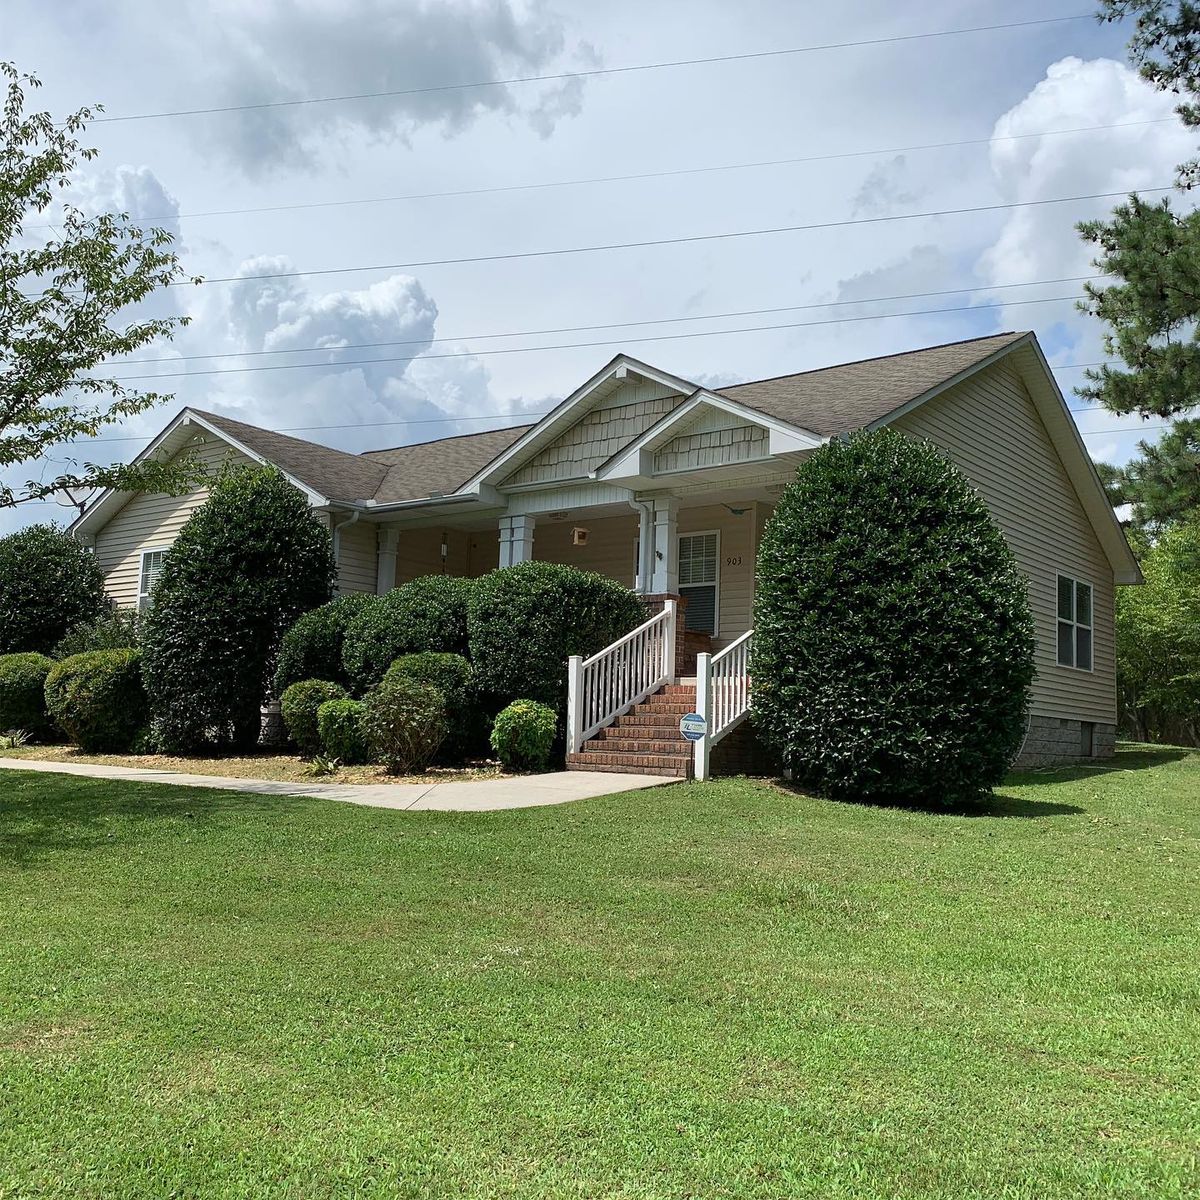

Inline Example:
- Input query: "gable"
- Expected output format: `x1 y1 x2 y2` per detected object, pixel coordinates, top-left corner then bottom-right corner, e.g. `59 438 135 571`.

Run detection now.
652 407 770 474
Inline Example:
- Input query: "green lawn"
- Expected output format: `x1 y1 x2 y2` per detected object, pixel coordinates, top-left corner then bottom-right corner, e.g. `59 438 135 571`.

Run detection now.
1 748 1197 1198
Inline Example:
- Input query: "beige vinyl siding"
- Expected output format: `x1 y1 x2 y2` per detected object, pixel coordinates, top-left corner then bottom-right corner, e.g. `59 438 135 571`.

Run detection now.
893 361 1117 724
679 504 759 648
535 515 638 586
93 441 254 608
392 528 472 589
335 521 377 595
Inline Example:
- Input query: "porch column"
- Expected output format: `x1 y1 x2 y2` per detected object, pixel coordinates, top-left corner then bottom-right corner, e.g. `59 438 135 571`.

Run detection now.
498 514 535 567
376 527 399 594
649 498 678 594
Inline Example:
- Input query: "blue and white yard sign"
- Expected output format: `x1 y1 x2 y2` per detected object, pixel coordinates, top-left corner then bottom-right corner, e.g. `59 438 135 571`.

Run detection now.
679 712 707 742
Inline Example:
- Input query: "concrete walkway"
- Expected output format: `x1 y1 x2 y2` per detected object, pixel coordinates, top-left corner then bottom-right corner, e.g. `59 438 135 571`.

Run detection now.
0 756 677 811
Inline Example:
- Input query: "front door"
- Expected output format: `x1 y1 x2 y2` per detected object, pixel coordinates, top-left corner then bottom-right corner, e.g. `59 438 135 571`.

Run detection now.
678 531 719 636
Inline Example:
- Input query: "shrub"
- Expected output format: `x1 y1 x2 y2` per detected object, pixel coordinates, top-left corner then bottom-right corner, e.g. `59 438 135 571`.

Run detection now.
751 429 1035 806
44 649 148 752
281 680 348 755
468 562 645 711
0 525 107 655
384 652 475 762
140 466 337 753
360 675 446 775
274 593 376 694
53 608 140 660
490 699 557 772
0 653 54 740
317 698 369 765
342 576 473 693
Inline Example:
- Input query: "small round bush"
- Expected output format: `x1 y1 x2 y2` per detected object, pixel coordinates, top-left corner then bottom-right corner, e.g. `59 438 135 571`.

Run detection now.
468 563 645 710
52 609 140 660
360 675 447 775
384 652 475 763
274 593 376 695
0 653 55 740
490 699 557 772
44 649 148 753
317 698 369 765
280 680 348 755
342 576 474 693
751 428 1036 806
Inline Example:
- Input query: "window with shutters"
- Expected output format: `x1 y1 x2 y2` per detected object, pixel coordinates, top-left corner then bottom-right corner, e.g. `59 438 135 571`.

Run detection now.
1056 574 1093 671
138 549 167 612
678 531 719 636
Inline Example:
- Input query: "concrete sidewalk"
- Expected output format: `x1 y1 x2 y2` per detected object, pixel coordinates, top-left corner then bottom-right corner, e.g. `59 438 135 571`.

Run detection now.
0 756 677 812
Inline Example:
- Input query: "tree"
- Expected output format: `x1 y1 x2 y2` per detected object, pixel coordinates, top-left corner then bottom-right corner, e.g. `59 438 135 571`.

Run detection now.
751 430 1036 806
140 466 336 753
1105 417 1200 532
1 62 202 510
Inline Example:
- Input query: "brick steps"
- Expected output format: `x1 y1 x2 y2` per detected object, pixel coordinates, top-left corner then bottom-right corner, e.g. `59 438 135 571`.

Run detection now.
567 682 698 778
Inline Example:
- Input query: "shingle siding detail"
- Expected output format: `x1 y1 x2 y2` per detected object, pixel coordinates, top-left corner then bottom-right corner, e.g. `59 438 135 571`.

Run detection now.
654 413 769 473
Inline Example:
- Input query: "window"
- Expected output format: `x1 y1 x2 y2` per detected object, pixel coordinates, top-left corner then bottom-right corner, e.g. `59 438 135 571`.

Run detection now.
678 531 719 635
138 549 166 612
1057 574 1093 671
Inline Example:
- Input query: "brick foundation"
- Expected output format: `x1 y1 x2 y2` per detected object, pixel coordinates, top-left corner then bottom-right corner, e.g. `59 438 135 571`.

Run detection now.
710 719 780 777
638 593 711 676
1013 715 1117 768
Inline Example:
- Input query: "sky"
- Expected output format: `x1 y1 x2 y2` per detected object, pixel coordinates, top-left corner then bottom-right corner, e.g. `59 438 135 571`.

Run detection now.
4 0 1197 532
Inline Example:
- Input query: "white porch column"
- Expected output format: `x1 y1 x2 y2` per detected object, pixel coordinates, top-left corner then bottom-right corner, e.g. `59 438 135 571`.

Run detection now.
498 514 535 567
376 527 399 594
649 498 679 594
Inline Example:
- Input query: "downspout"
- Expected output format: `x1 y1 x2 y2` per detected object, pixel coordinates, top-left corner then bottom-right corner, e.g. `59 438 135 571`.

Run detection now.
330 509 361 568
629 498 654 594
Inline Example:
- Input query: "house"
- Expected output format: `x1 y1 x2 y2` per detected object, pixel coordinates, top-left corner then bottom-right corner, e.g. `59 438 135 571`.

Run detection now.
70 331 1140 777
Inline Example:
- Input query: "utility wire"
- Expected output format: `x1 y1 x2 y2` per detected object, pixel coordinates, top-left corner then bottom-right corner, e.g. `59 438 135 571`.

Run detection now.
89 14 1093 125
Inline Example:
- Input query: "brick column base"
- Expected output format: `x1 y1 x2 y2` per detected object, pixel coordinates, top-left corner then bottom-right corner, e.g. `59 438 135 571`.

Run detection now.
638 593 711 677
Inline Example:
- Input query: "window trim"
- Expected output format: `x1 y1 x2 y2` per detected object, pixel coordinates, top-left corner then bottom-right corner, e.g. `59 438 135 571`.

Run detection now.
1056 573 1094 673
677 528 721 637
137 545 170 612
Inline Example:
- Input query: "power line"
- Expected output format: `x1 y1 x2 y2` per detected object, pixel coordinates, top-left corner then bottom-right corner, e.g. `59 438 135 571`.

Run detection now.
89 14 1093 125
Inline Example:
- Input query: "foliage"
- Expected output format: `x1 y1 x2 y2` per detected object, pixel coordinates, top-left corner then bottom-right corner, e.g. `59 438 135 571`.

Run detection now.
0 652 54 739
0 63 203 510
1100 417 1200 534
360 675 446 775
468 562 645 710
317 698 369 766
1116 513 1200 743
43 648 147 752
140 466 336 753
0 524 107 654
53 607 140 659
274 593 376 694
385 652 476 763
280 680 348 756
489 699 557 772
304 753 341 778
0 729 29 749
342 576 473 693
751 430 1036 806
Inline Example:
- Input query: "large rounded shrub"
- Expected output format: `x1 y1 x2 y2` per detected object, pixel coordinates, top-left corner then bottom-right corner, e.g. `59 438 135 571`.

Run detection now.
490 699 557 772
317 698 369 765
274 593 376 694
0 525 107 655
360 675 446 775
141 466 337 753
384 652 475 762
44 649 148 752
0 653 54 739
52 609 140 660
468 562 645 710
280 679 348 755
751 429 1035 805
342 575 473 693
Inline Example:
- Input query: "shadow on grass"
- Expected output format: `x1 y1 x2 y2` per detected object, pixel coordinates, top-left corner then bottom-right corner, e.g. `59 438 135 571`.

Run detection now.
772 779 1084 818
1009 744 1193 788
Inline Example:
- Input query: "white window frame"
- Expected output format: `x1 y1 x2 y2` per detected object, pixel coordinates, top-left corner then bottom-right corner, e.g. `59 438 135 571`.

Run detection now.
138 546 170 613
677 529 721 637
1056 573 1094 672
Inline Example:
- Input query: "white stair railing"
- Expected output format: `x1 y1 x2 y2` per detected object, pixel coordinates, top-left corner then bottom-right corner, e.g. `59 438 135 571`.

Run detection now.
567 600 677 754
694 629 753 781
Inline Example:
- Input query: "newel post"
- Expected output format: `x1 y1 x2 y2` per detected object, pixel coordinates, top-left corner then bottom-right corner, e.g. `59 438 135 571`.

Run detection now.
663 598 678 682
694 650 713 782
566 655 584 754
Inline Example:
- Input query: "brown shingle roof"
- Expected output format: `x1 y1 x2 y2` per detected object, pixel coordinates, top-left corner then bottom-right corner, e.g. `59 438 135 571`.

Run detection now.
716 332 1028 436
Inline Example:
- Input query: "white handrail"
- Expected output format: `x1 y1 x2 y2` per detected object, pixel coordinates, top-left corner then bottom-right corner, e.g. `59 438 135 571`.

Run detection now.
567 600 677 753
694 629 753 781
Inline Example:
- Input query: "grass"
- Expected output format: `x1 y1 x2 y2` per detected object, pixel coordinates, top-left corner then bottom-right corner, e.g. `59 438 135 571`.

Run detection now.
0 745 1197 1198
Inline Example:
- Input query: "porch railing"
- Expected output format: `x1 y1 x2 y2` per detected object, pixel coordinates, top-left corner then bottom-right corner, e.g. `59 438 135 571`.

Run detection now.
567 600 677 754
694 629 753 781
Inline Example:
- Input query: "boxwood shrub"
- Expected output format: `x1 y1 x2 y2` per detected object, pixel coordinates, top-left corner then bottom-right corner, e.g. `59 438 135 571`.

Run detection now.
317 698 369 765
0 653 55 740
490 699 556 772
360 675 446 775
384 652 476 763
468 563 645 711
53 609 140 660
342 576 474 693
274 593 376 694
44 649 148 753
281 680 349 755
751 428 1035 806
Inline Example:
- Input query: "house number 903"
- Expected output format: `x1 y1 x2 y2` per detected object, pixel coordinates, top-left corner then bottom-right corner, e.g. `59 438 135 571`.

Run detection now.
725 555 742 567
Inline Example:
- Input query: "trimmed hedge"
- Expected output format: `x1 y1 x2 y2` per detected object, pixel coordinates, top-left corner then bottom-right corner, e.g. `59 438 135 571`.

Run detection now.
490 699 556 772
274 593 376 694
361 675 446 775
751 428 1035 806
281 680 348 755
0 653 54 740
53 609 140 660
317 698 369 765
44 649 148 753
384 652 475 763
342 576 474 693
0 525 107 655
468 562 645 710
